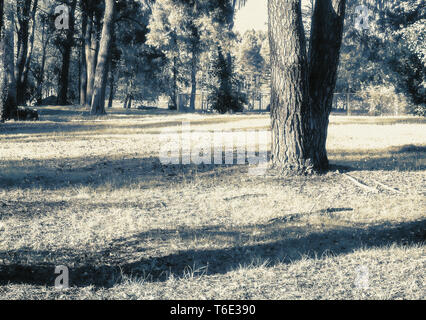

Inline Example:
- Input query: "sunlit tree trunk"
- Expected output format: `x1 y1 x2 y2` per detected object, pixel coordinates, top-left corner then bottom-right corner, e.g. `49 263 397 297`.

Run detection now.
90 0 115 114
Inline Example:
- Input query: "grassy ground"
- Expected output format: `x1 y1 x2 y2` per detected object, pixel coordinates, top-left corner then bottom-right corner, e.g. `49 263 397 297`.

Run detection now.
0 105 424 300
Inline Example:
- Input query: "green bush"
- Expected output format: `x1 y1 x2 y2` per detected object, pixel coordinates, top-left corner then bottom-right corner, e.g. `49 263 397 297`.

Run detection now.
208 87 246 114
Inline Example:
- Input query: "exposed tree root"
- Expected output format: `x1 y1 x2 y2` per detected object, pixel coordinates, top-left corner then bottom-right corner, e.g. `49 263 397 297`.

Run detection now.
343 173 379 193
370 178 404 194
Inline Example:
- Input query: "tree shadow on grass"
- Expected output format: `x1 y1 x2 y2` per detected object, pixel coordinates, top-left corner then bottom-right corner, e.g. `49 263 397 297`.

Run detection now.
0 217 424 288
0 143 424 191
0 155 256 191
329 144 426 172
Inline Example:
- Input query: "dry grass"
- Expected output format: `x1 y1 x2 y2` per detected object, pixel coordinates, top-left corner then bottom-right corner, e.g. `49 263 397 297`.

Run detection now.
0 106 424 300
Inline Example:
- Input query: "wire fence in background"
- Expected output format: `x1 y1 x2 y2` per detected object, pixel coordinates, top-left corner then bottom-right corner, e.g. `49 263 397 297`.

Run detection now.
167 91 405 116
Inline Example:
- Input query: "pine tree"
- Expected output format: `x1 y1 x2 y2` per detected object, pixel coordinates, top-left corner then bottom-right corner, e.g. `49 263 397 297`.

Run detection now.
269 0 347 172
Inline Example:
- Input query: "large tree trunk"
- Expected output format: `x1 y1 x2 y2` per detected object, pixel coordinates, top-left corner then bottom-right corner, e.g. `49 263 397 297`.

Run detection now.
268 0 346 173
1 0 17 120
57 0 77 105
307 0 346 170
268 0 311 172
90 0 115 115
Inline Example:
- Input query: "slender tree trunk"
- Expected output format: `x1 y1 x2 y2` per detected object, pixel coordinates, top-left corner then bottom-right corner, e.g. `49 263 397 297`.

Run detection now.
107 62 115 108
172 56 178 110
84 10 93 106
57 0 77 105
99 52 110 108
189 46 197 111
22 0 38 104
215 0 237 110
107 24 116 109
0 0 3 35
1 1 17 120
268 0 311 172
36 45 46 105
90 0 115 114
171 30 178 111
35 20 48 105
79 2 88 106
307 0 346 170
86 13 99 106
99 22 114 110
15 0 32 106
123 83 128 108
123 95 128 108
0 0 7 121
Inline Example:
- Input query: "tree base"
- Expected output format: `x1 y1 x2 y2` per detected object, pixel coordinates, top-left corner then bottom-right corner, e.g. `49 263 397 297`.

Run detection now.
269 157 329 176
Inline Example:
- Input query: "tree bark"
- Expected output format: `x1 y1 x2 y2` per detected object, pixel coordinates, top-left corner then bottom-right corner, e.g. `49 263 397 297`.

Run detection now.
57 0 77 105
1 1 17 120
21 0 38 105
189 46 197 111
0 0 3 35
0 0 6 121
169 57 178 110
307 0 346 170
123 95 128 109
171 31 178 110
79 1 88 105
268 0 311 172
35 18 48 105
15 0 32 106
85 13 99 106
268 0 346 173
107 61 115 108
90 0 115 115
107 24 116 109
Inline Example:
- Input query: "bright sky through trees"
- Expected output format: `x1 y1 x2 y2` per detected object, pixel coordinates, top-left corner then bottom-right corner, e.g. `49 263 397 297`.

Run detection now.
235 0 268 33
234 0 312 34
